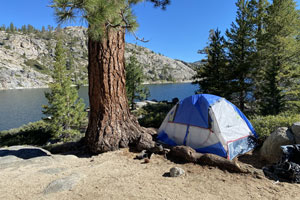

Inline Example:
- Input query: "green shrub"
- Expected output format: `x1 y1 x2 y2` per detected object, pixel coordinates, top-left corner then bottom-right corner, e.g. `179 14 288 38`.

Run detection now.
4 45 11 50
0 119 87 147
250 112 300 140
24 59 49 74
0 120 52 147
134 102 174 128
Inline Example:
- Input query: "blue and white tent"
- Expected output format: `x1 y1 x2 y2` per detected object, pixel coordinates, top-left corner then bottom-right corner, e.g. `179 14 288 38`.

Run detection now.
157 94 258 160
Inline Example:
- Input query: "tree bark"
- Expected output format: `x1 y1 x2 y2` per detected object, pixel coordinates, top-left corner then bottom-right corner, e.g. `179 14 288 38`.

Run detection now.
85 27 155 154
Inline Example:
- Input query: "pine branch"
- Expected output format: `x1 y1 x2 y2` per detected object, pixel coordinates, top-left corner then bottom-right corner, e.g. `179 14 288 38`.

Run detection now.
120 7 149 42
131 32 149 43
147 0 170 10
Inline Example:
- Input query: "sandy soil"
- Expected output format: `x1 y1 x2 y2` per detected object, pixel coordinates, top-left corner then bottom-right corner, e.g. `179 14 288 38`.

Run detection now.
0 148 299 200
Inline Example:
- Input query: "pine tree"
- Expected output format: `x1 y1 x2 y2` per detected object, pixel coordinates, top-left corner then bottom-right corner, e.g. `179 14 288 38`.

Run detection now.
251 0 269 112
21 25 27 33
9 22 15 33
51 0 170 153
41 26 46 33
259 0 300 115
0 24 5 31
43 40 86 140
45 25 54 40
126 55 149 110
27 24 35 34
225 0 257 111
193 29 231 99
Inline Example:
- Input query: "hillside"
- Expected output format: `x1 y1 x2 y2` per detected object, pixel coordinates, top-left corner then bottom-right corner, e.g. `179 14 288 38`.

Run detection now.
0 26 196 90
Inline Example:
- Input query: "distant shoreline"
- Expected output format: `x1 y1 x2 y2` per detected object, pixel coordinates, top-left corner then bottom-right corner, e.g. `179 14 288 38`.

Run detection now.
0 86 49 91
143 80 193 85
0 80 194 91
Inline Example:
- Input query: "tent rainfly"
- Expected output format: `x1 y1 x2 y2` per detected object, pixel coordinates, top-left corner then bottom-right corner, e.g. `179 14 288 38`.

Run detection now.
157 94 258 160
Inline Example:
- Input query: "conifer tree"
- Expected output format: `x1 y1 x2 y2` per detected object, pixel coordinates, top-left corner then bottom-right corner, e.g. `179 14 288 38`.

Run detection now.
259 0 300 115
21 25 27 33
226 0 257 111
9 22 15 33
0 24 5 31
251 0 269 112
43 40 86 140
126 55 149 110
51 0 170 153
41 26 46 33
193 29 231 99
27 24 35 34
46 25 54 39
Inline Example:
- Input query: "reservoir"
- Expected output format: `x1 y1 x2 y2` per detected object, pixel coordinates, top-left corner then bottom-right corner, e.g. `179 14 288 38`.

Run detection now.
0 82 198 131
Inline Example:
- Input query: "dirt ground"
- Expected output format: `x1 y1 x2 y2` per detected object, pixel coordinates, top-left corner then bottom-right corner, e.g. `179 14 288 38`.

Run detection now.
0 147 299 200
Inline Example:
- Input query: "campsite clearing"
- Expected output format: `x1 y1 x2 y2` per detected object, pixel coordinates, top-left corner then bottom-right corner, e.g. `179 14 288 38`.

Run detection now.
0 147 299 200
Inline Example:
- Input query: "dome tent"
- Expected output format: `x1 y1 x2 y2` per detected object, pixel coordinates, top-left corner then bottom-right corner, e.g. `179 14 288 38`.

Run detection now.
157 94 258 160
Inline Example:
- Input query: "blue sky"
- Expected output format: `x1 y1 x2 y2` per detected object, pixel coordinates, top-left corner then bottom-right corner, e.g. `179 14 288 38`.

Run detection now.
0 0 299 62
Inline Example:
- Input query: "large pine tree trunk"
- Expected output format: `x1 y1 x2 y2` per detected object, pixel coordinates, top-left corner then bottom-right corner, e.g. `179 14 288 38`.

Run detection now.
85 28 155 154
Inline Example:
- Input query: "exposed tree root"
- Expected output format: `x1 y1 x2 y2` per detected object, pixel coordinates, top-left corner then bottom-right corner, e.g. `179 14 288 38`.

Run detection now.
169 145 248 173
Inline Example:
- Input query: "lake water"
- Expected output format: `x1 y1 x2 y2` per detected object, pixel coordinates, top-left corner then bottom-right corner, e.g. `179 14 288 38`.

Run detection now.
0 83 198 131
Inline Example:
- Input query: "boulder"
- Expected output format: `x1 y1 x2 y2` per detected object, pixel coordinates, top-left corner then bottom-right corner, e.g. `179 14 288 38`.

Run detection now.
291 122 300 144
43 173 83 194
260 127 295 163
170 167 185 177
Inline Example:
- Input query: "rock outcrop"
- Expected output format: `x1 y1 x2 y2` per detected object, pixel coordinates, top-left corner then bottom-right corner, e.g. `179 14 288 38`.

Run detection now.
0 27 196 90
125 44 196 83
0 145 84 197
0 32 51 89
291 122 300 144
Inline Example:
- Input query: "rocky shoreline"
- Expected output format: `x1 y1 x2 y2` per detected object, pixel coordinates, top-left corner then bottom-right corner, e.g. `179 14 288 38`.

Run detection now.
0 80 194 91
143 80 193 85
0 85 49 91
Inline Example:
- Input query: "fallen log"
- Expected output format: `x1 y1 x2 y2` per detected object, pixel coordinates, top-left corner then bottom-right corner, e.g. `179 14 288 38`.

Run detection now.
169 145 202 163
169 145 247 173
198 153 246 173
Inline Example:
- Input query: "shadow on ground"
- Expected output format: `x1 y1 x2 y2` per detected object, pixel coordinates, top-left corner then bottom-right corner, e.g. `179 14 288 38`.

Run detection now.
237 148 268 169
0 148 49 159
46 139 92 158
